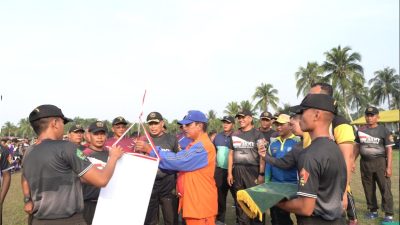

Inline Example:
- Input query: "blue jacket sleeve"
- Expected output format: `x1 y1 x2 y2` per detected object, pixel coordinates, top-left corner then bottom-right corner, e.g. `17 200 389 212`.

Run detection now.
149 142 208 172
265 146 272 183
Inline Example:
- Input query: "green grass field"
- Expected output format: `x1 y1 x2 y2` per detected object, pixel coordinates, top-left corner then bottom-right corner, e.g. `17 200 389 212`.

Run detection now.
2 151 399 225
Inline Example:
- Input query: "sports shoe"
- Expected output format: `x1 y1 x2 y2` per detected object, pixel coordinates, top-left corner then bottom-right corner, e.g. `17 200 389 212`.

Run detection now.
382 215 393 222
365 211 378 219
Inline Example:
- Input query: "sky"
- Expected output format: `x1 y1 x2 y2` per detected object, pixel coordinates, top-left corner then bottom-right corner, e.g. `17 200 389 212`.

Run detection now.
0 0 399 127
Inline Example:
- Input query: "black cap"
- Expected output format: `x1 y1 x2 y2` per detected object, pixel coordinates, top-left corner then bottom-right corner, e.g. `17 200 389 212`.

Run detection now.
69 124 84 133
29 104 73 124
220 116 235 123
260 111 273 119
290 94 336 114
146 112 163 123
235 109 253 118
88 121 108 133
112 116 128 125
365 106 379 115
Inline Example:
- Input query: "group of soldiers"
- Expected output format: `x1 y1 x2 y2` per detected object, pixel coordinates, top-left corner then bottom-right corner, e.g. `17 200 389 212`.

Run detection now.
0 82 394 225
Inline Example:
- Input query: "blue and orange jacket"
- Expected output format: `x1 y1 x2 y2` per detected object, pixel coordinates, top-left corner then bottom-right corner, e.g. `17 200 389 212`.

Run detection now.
265 134 300 184
149 133 217 219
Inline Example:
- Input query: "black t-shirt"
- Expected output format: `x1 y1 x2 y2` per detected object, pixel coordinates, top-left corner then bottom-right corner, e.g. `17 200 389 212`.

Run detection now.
296 137 347 221
82 148 109 201
230 128 264 166
355 124 394 160
152 133 179 178
260 129 277 148
22 139 93 219
0 145 12 174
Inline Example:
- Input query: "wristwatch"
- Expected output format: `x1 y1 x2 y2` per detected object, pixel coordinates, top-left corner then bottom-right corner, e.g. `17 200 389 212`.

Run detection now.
23 196 32 204
258 172 265 176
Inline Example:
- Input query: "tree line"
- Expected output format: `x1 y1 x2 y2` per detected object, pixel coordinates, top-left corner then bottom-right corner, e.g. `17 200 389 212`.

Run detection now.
1 45 399 138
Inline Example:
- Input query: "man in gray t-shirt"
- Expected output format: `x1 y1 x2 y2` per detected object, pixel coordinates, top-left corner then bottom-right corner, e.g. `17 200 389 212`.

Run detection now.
22 104 124 225
354 106 395 222
227 109 265 225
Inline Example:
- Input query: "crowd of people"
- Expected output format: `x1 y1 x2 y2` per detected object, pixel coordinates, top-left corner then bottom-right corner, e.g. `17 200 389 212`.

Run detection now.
0 82 397 225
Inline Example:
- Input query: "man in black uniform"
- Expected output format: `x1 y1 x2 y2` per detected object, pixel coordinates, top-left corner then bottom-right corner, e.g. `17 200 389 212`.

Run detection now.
308 83 358 224
258 111 276 145
354 106 394 223
227 109 265 225
22 104 124 225
214 116 237 225
68 123 85 146
81 121 110 225
277 94 347 225
144 112 179 225
0 139 12 225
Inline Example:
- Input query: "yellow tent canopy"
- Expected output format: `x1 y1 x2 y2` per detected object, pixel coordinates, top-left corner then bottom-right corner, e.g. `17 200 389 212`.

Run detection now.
351 109 400 125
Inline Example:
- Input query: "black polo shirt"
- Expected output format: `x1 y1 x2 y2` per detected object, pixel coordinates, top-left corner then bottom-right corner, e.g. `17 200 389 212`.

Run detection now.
152 133 179 178
260 129 276 144
23 139 93 219
82 148 109 201
297 137 347 221
230 128 264 166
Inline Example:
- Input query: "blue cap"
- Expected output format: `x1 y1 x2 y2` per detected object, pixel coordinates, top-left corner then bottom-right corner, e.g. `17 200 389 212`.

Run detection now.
178 110 208 125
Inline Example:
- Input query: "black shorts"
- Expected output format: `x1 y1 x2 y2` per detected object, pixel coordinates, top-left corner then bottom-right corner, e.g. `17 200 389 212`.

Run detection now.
296 215 345 225
32 213 87 225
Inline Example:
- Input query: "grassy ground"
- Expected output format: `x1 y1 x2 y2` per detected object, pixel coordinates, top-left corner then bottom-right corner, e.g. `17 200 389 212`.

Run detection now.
2 151 399 225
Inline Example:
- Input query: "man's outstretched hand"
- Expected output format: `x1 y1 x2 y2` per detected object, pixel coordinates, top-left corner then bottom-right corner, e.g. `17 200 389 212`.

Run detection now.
135 140 152 154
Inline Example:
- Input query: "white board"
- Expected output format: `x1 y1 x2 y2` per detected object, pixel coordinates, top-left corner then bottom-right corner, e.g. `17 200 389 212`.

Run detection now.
92 153 159 225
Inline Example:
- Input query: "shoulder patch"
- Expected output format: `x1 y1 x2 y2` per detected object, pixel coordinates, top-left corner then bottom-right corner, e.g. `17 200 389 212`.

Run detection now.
76 148 88 160
389 135 394 143
299 168 309 186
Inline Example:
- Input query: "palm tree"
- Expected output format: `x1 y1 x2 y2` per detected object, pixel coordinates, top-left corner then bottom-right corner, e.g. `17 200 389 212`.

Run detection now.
391 88 400 109
276 103 292 115
224 101 240 116
252 83 279 112
322 45 364 121
295 62 325 97
347 75 369 118
1 121 17 137
207 110 217 120
18 118 34 138
369 67 400 109
240 100 257 115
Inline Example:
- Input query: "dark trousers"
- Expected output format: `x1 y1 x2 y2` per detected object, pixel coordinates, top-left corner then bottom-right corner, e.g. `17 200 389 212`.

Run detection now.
215 167 237 223
144 174 178 225
233 165 264 225
360 157 393 215
83 201 97 225
0 196 2 225
270 206 293 225
296 215 345 225
32 213 87 225
346 190 357 220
